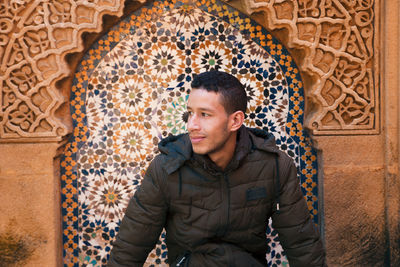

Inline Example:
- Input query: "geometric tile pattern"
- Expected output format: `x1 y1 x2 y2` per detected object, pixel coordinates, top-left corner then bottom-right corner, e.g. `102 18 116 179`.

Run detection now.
61 0 319 266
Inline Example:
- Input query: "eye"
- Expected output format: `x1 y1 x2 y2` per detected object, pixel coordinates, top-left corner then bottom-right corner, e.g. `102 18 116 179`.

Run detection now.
182 112 189 122
201 112 210 117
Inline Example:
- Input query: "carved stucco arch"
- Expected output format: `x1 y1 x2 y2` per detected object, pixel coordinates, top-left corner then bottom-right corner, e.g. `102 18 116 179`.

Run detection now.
0 0 378 142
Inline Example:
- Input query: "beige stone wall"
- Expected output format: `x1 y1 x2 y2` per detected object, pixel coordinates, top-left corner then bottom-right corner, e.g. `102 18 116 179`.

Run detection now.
0 143 62 266
0 0 398 266
315 135 387 265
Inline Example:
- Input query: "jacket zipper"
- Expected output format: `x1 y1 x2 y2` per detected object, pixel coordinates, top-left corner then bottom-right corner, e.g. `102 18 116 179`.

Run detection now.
219 173 230 237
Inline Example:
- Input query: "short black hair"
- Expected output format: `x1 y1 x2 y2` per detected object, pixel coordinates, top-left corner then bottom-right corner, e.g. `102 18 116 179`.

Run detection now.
191 71 247 114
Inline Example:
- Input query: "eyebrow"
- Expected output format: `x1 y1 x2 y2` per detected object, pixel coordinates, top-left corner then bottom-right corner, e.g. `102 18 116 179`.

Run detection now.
187 106 215 113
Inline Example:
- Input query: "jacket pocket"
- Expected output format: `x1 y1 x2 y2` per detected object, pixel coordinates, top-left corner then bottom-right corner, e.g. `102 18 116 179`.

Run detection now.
243 187 272 227
246 186 267 201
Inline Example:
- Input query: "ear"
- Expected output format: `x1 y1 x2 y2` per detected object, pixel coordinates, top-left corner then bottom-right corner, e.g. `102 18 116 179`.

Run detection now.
229 110 245 132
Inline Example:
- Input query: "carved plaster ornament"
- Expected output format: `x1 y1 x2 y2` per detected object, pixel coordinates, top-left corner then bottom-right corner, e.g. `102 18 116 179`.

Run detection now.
0 0 129 141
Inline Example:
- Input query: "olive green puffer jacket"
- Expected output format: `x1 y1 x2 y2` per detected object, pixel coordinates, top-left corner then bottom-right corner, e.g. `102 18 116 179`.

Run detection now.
108 127 325 267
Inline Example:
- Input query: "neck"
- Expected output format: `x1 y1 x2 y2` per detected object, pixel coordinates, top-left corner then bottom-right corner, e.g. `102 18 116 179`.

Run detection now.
209 131 237 170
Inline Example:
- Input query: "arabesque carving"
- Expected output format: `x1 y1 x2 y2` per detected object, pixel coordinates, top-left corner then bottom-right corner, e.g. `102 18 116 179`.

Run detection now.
0 0 131 141
0 0 379 139
230 0 379 134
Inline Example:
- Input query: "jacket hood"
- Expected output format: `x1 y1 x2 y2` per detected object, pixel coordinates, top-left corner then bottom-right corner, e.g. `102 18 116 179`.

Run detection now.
158 133 193 174
247 127 281 154
158 127 280 175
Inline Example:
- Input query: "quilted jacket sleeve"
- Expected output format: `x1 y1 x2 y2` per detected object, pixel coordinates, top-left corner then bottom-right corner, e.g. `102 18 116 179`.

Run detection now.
107 157 168 267
271 153 326 267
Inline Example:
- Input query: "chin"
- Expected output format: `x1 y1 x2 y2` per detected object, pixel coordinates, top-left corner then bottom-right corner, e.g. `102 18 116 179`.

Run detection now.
192 145 208 155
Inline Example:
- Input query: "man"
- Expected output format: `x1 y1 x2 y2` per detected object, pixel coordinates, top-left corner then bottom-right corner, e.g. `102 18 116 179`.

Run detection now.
108 71 325 266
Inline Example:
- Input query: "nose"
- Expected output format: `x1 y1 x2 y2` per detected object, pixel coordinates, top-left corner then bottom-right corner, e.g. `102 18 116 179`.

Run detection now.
187 113 200 132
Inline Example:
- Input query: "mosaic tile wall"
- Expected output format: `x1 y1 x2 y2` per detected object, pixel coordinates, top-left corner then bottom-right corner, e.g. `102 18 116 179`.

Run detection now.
61 0 319 266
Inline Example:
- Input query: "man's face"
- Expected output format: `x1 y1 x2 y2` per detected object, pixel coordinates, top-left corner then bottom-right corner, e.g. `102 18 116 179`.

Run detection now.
187 88 235 160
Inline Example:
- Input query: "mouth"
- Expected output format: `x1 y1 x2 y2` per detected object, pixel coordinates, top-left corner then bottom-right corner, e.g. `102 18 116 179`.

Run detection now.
189 136 205 144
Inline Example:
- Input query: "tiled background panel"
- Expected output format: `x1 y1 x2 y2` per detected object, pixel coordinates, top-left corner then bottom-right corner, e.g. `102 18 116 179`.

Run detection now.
61 0 319 266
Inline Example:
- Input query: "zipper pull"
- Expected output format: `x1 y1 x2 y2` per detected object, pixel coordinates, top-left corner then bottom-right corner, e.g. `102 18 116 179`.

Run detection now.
176 255 186 266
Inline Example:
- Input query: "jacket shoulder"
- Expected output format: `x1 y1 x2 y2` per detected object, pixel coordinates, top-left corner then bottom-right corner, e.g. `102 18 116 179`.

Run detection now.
145 154 170 185
276 150 295 166
250 144 297 186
